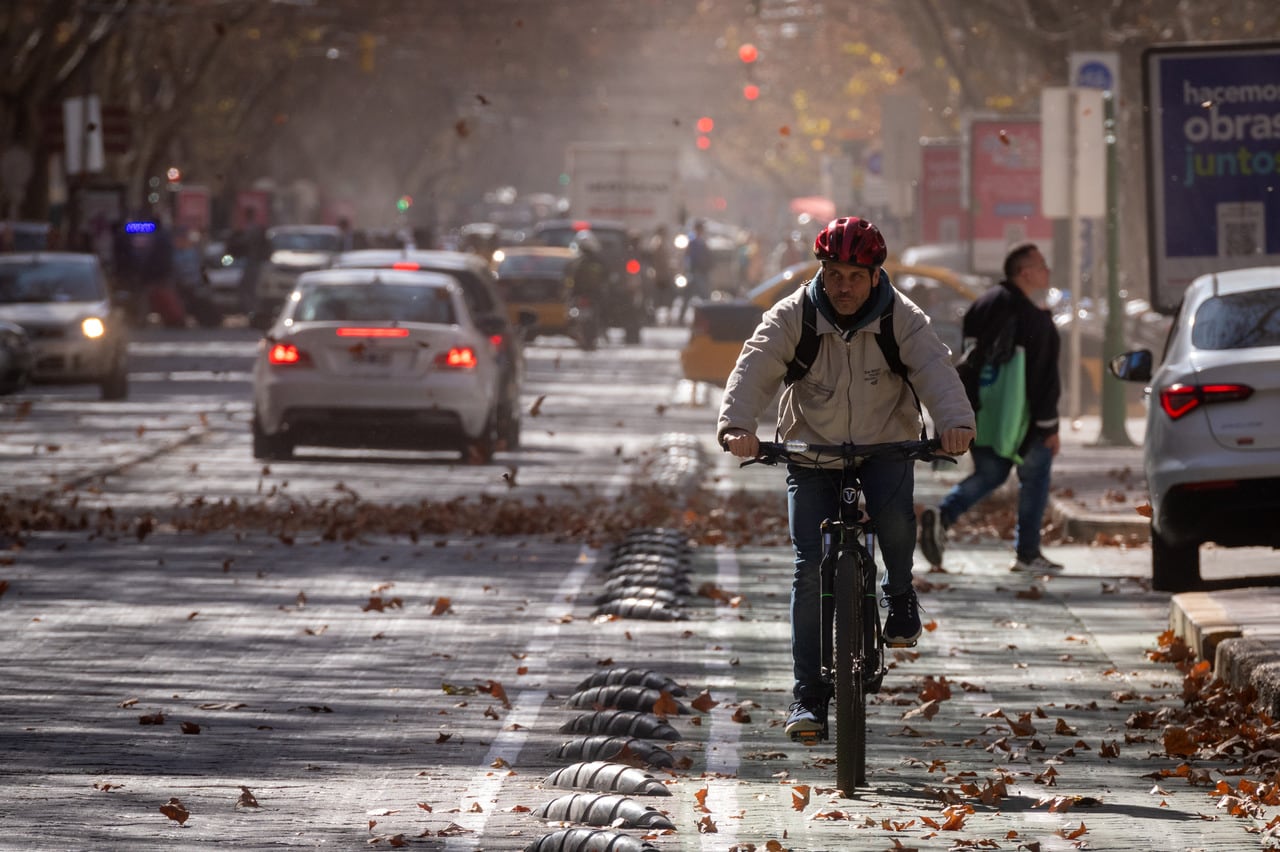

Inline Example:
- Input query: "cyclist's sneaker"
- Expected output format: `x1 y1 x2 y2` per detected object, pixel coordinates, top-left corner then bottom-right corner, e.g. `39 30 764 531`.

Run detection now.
784 686 828 740
1011 553 1065 573
919 508 947 567
883 588 922 646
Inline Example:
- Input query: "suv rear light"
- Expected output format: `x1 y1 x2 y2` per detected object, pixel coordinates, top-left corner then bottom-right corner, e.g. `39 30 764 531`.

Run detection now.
1159 382 1254 419
391 261 421 270
626 258 642 275
434 346 477 369
268 343 312 366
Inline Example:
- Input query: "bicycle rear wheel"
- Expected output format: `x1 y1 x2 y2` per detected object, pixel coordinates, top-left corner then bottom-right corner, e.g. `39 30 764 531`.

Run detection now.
832 550 867 793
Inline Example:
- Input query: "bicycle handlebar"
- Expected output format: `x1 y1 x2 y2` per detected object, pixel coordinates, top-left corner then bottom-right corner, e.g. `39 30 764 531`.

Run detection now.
741 437 958 468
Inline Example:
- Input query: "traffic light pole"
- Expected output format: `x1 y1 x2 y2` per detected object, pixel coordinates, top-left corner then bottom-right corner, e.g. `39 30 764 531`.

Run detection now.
1097 89 1133 446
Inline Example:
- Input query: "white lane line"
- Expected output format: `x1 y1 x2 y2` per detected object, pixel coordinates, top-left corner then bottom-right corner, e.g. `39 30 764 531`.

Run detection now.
443 546 596 848
701 544 743 850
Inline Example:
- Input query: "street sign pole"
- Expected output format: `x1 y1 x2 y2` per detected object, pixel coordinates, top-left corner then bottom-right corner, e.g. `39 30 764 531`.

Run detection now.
1098 89 1133 446
1066 89 1082 422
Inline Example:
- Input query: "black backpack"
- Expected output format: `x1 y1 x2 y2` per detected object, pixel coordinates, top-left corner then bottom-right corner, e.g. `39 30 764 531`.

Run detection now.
783 287 925 434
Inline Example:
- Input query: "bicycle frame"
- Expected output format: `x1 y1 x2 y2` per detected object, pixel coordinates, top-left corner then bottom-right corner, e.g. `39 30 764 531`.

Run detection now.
817 473 882 710
742 437 953 794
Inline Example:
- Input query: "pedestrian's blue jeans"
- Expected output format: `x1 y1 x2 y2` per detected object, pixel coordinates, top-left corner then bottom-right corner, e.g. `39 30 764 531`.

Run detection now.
786 458 916 695
937 438 1054 562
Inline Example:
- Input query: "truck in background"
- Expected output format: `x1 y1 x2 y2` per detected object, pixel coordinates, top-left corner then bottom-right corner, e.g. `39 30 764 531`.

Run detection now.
565 143 680 235
558 143 680 341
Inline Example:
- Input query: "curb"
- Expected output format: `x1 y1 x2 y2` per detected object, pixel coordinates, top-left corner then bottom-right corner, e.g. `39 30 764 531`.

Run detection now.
1048 498 1150 543
1167 591 1241 663
1169 590 1280 719
1214 637 1280 719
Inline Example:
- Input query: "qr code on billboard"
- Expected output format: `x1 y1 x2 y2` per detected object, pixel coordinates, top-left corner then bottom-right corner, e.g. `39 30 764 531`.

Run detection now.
1217 202 1264 257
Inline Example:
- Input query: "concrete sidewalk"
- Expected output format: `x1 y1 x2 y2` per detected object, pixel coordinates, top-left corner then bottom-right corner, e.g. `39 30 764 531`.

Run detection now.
1021 414 1280 716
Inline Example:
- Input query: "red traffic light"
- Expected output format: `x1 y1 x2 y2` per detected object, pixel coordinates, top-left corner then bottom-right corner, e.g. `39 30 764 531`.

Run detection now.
738 43 758 63
696 116 715 133
743 84 760 101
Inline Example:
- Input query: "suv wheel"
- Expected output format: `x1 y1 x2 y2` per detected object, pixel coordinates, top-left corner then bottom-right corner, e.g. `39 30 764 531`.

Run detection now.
252 415 294 461
1151 526 1200 592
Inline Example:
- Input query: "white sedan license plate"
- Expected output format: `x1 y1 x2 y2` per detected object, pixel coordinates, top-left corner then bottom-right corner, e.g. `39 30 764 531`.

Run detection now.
350 349 392 366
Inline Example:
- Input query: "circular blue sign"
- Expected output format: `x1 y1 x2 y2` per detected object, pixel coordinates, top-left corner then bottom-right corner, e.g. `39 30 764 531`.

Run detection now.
1076 60 1113 90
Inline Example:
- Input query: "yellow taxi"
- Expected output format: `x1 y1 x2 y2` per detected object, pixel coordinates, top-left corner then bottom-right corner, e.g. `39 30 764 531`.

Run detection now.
492 246 577 339
679 259 988 387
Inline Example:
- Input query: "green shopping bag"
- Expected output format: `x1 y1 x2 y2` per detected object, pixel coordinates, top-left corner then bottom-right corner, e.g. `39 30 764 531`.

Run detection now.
975 345 1030 463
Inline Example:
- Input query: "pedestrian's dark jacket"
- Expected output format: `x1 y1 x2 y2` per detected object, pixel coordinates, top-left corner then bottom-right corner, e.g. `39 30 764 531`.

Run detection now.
963 279 1060 451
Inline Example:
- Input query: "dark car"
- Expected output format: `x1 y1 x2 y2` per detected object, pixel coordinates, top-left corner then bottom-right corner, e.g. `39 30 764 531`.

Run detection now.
531 218 645 344
0 252 129 399
329 249 525 448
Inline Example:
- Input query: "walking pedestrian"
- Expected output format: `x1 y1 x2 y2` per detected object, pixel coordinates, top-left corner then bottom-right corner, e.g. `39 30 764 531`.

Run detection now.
919 242 1063 574
674 219 712 325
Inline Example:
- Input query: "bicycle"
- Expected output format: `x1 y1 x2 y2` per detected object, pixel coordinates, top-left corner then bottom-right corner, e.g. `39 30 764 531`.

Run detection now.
742 437 956 792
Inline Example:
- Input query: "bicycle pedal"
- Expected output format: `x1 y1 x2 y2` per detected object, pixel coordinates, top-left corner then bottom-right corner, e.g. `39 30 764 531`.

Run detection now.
790 729 822 746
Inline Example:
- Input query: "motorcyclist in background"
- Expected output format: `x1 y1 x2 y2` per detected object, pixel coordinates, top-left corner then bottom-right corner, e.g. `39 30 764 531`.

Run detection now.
570 229 608 349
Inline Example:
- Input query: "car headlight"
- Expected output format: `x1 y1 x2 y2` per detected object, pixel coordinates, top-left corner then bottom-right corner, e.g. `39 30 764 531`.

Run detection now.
81 317 106 339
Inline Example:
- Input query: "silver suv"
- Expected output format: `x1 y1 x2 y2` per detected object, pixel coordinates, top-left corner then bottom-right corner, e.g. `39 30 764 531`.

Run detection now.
1110 265 1280 591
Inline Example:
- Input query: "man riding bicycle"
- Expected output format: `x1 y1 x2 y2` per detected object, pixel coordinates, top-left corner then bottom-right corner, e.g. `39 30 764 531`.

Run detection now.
717 216 975 739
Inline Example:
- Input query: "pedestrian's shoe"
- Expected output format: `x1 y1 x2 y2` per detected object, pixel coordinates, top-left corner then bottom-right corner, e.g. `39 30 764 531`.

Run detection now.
920 508 947 567
785 685 828 742
1011 554 1065 573
883 588 922 646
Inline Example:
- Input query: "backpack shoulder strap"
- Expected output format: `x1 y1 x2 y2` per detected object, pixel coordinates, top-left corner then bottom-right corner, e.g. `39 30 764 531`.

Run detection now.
875 297 907 381
783 287 820 387
875 296 927 439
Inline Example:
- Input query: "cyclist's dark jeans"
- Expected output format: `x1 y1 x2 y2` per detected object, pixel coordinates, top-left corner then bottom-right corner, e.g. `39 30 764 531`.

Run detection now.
786 457 916 694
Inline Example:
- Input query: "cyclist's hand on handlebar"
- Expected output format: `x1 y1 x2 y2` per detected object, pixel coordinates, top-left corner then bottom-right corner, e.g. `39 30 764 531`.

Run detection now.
722 429 760 459
939 426 973 456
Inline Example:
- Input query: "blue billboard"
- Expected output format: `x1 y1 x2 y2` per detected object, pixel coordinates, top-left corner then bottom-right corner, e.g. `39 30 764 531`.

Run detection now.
1143 42 1280 312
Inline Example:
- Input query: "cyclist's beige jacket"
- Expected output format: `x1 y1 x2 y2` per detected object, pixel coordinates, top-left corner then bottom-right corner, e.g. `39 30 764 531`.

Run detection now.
716 282 975 456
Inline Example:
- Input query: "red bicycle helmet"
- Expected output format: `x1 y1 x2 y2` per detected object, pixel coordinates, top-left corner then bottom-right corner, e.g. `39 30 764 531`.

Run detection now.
812 216 887 268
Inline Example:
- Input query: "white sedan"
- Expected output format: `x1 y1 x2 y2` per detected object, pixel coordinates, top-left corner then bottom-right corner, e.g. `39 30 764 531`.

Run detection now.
251 268 503 463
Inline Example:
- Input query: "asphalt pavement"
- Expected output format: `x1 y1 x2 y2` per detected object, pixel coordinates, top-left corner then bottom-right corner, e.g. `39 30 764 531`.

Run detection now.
1007 413 1280 717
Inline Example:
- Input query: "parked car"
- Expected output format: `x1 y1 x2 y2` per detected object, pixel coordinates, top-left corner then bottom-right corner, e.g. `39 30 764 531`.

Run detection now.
531 218 645 343
251 268 506 463
0 318 32 395
1109 266 1280 592
330 249 523 448
679 259 984 387
0 252 128 399
253 225 344 329
492 245 576 340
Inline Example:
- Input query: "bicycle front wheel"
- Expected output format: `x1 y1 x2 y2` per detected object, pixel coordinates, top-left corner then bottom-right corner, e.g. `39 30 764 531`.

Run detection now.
832 549 867 793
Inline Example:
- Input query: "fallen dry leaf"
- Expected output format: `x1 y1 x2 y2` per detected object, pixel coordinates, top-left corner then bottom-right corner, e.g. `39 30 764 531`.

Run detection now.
160 797 189 824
